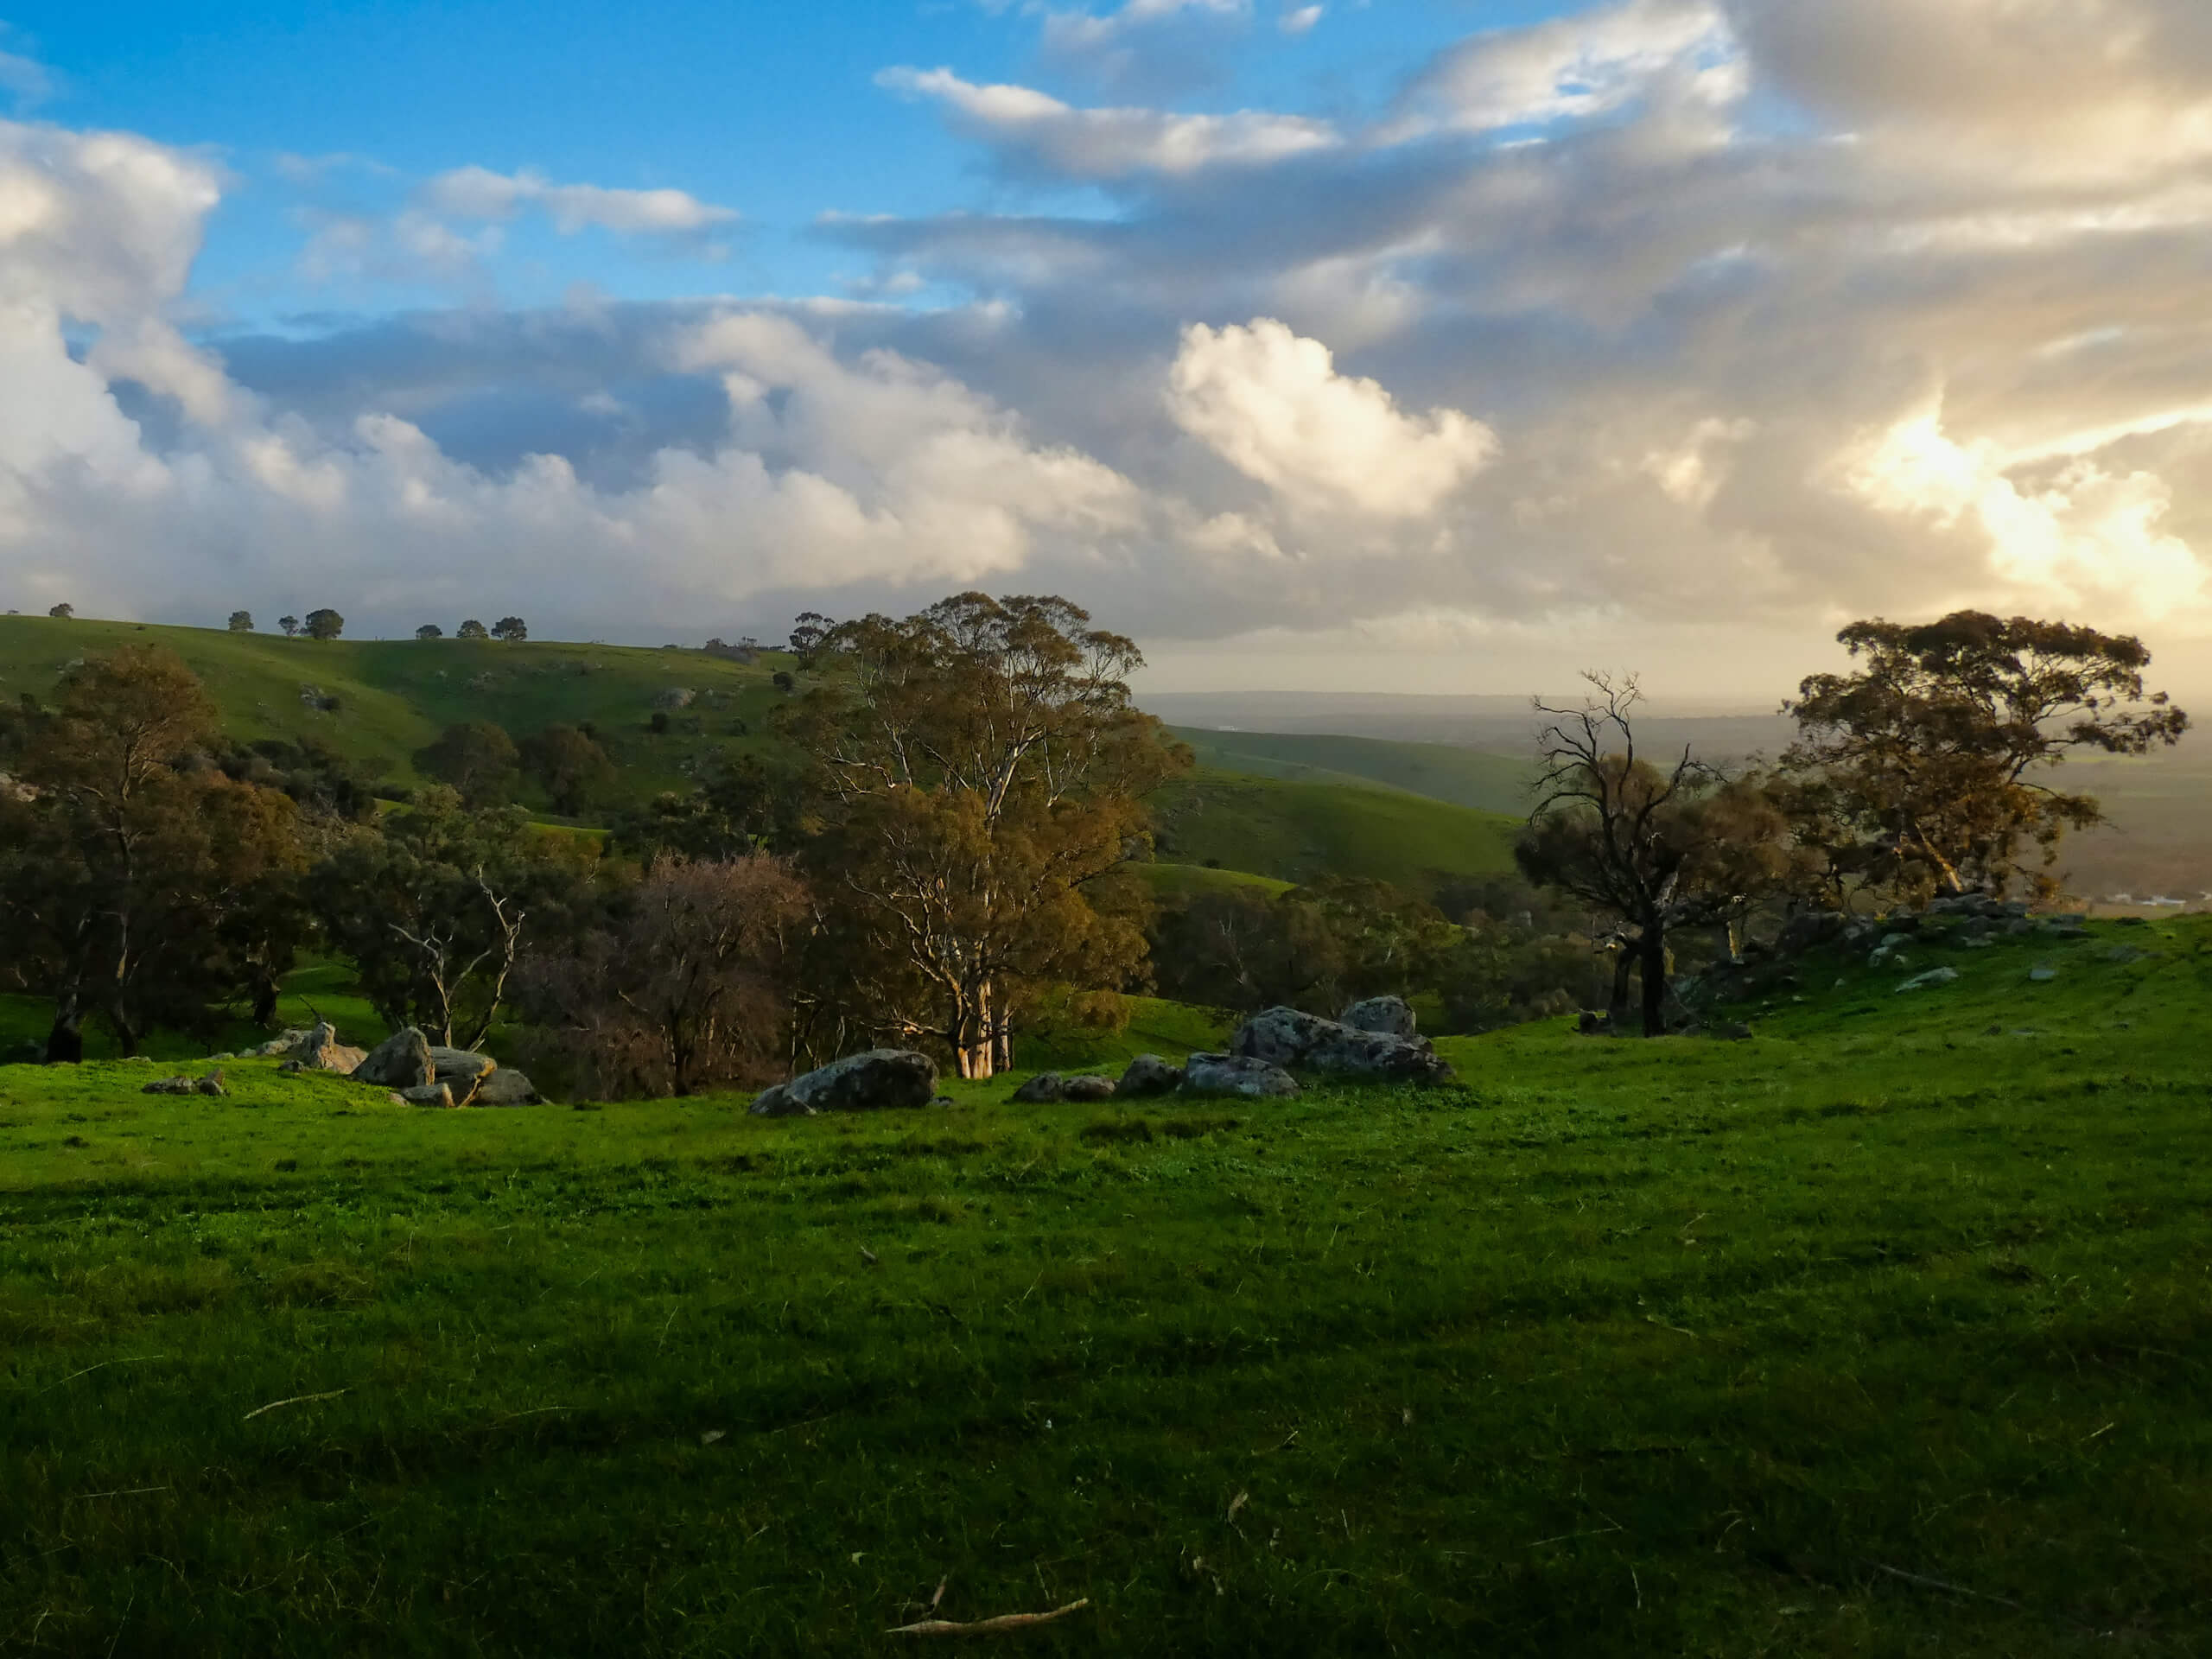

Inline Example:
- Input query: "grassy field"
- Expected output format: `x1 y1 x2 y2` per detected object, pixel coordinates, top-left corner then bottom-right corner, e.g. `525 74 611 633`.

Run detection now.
1169 728 1537 818
3 918 2209 1653
1149 772 1520 892
0 614 790 808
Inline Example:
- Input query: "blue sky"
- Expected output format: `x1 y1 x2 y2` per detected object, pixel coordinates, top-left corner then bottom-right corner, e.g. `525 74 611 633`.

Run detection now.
10 1 1569 320
3 0 2210 693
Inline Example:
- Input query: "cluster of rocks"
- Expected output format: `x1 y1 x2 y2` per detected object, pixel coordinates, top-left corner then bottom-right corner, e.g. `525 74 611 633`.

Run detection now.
745 995 1454 1117
143 1068 228 1096
195 1021 539 1107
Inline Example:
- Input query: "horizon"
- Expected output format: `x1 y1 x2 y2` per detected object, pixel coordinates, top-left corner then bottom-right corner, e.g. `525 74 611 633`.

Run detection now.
5 2 2212 697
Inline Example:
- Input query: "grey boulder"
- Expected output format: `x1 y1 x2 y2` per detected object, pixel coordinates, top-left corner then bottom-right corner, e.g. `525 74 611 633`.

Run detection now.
1896 966 1961 993
352 1027 435 1089
1010 1072 1067 1103
262 1021 367 1073
1230 1005 1454 1084
1339 995 1417 1038
750 1048 938 1117
1009 1071 1116 1103
398 1082 454 1108
472 1068 540 1106
1180 1052 1299 1098
1062 1074 1116 1102
429 1046 496 1104
142 1075 194 1096
1116 1053 1182 1097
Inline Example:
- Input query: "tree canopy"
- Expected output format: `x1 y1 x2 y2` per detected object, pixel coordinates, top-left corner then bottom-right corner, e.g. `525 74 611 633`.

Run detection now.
1783 611 2187 899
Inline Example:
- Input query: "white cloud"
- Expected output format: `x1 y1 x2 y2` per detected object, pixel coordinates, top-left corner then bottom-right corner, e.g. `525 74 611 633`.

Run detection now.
877 67 1338 178
1278 6 1322 37
1037 0 1254 95
420 165 738 236
1396 0 1738 135
1166 319 1497 517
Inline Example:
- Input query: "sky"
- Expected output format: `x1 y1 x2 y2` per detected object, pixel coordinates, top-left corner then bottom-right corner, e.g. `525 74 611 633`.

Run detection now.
3 0 2212 700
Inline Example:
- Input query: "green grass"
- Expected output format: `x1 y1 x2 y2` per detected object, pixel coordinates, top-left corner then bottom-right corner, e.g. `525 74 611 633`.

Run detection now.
1149 771 1521 891
0 614 791 808
4 918 2210 1652
1129 862 1296 903
1170 728 1538 817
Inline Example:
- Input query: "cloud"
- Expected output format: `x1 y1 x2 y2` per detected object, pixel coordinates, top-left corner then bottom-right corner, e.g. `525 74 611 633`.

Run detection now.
1166 318 1497 516
1394 0 1739 137
1036 0 1255 97
13 0 2212 688
876 67 1338 179
1278 6 1321 38
419 165 739 237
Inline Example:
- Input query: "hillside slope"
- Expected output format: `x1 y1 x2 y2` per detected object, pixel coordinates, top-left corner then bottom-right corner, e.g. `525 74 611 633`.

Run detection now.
1170 727 1537 816
1149 770 1520 890
0 613 790 806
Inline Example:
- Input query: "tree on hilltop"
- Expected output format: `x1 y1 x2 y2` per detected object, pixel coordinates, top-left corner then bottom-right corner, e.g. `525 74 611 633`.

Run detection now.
48 603 73 620
1783 611 2188 901
416 624 443 641
457 619 489 640
227 611 254 632
278 615 301 637
304 608 345 641
493 616 528 642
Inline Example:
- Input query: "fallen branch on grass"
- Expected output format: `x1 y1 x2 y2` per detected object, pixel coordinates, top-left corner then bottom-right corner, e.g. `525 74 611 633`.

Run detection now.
243 1389 348 1421
887 1598 1090 1637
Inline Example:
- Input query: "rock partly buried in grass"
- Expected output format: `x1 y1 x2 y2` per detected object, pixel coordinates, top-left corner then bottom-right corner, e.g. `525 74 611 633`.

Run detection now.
1117 1053 1182 1097
428 1047 497 1105
397 1082 454 1108
194 1069 226 1096
143 1075 194 1096
259 1020 369 1073
1010 1072 1119 1103
750 1048 938 1117
1180 1052 1299 1098
1896 966 1961 993
352 1027 435 1089
472 1068 540 1106
1339 995 1417 1039
1230 1006 1453 1084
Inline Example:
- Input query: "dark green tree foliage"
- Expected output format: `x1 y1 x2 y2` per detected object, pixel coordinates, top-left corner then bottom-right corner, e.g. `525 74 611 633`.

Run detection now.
413 721 521 809
416 624 443 641
308 793 592 1048
278 615 300 637
0 646 306 1058
519 723 615 816
304 608 345 640
217 735 388 825
48 603 72 619
493 616 528 642
456 619 489 640
227 610 253 632
611 754 804 865
1783 611 2188 901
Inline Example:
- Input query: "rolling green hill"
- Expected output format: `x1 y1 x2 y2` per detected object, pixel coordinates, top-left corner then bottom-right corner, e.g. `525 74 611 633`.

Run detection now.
1149 770 1520 891
0 613 791 808
3 917 2208 1650
1170 727 1538 817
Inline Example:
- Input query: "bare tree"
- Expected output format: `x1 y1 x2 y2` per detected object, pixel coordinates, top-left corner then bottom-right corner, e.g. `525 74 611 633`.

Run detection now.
388 874 526 1049
1516 674 1788 1037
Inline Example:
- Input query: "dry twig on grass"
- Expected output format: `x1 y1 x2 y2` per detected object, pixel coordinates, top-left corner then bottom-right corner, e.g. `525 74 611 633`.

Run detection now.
886 1598 1090 1637
243 1389 348 1421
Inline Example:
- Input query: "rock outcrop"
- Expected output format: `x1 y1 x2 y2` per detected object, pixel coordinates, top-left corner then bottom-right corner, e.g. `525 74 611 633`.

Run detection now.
1229 1006 1454 1084
1009 1071 1121 1103
352 1027 435 1090
1180 1052 1299 1098
1339 995 1417 1039
397 1082 454 1108
267 1021 367 1073
472 1068 540 1106
1116 1054 1182 1097
429 1046 497 1105
750 1049 938 1116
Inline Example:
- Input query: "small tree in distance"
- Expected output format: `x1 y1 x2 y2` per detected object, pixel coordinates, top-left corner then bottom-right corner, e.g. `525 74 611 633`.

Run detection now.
279 615 300 637
48 603 73 620
227 611 254 632
457 619 489 640
416 624 443 641
304 608 345 641
493 616 528 642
